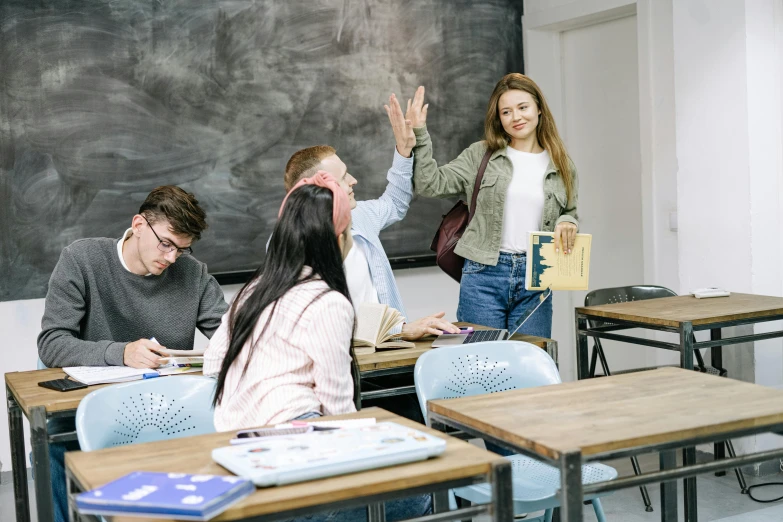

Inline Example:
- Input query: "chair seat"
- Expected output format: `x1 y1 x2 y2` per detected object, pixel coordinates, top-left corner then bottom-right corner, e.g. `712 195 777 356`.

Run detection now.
454 455 618 513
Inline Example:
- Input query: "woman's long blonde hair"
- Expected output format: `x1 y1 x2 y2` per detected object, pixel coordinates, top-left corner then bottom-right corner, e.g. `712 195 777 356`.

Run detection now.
484 73 574 203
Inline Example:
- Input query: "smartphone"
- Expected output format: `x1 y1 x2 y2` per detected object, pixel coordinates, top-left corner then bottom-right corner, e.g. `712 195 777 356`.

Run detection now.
38 379 88 392
231 425 313 444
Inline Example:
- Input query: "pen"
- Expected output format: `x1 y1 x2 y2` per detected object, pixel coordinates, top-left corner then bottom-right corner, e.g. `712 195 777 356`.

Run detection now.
142 373 160 380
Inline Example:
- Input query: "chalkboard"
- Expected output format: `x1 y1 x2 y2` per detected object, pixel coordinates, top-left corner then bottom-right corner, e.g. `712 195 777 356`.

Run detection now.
0 0 523 302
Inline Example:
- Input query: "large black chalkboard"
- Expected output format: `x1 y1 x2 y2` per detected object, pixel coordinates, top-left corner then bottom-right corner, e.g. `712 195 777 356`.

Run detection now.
0 0 523 302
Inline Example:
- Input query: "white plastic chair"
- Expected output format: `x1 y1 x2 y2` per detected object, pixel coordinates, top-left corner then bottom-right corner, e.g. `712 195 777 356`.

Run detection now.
75 375 217 451
414 341 617 522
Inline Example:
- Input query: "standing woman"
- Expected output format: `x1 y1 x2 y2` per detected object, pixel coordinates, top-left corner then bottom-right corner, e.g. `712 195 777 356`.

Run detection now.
408 74 578 337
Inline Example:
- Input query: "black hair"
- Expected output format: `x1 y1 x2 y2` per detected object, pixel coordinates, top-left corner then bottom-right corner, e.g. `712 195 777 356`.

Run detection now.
212 184 359 408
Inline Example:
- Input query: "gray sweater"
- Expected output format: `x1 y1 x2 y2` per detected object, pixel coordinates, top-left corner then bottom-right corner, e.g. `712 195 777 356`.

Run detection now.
38 237 229 367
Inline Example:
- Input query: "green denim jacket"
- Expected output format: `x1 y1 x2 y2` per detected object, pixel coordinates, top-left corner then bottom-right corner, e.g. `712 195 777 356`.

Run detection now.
413 125 579 266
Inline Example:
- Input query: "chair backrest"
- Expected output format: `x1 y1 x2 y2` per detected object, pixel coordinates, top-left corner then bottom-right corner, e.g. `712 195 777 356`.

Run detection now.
413 341 560 425
75 375 217 451
584 285 677 307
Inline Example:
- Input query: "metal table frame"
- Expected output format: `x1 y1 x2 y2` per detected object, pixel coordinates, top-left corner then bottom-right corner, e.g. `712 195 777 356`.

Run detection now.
7 383 80 522
64 453 514 522
429 410 783 522
575 310 783 520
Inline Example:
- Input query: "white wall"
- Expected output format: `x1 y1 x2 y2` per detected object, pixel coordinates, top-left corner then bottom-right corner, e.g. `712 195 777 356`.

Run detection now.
525 0 783 460
0 268 458 473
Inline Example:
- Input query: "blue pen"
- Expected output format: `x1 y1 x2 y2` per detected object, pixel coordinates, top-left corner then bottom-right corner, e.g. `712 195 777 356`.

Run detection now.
142 373 160 380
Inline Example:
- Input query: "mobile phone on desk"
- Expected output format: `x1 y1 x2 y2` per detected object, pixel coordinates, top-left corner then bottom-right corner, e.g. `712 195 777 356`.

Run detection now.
231 425 313 444
38 378 88 392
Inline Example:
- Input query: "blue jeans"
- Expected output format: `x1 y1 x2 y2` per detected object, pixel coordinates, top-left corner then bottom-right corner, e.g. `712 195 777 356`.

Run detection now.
48 418 80 522
458 253 553 456
457 253 553 338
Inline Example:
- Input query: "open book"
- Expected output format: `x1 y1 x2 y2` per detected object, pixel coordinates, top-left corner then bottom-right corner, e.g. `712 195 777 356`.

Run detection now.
352 303 415 355
525 232 592 291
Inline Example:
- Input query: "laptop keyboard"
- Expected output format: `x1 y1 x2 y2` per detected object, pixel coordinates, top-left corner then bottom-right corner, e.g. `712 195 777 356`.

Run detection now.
463 330 506 344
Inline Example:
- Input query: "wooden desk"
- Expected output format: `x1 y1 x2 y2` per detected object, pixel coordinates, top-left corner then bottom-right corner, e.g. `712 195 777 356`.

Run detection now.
427 367 783 522
64 408 513 522
5 369 208 522
575 292 783 378
575 292 783 482
6 326 554 522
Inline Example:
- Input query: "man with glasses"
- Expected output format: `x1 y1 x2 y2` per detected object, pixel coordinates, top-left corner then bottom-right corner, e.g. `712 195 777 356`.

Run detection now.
38 185 228 522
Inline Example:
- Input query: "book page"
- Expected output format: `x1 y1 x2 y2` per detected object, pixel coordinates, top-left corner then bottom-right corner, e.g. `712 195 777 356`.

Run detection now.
525 232 592 291
164 348 205 356
378 308 404 341
354 303 387 345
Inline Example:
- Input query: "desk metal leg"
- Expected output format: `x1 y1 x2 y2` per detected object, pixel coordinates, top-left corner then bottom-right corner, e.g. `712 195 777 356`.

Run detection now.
679 325 697 522
546 340 559 369
558 451 583 522
576 315 589 380
683 447 698 522
710 328 726 474
432 490 450 513
7 387 31 522
367 503 386 522
30 406 55 522
491 460 514 522
660 450 678 522
680 323 694 371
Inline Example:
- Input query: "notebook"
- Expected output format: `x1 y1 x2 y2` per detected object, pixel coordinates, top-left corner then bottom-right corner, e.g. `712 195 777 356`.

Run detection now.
75 471 254 521
64 363 201 385
212 421 446 487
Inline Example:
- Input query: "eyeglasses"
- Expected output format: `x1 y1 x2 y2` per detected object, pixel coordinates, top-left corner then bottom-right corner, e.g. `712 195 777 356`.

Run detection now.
143 217 193 256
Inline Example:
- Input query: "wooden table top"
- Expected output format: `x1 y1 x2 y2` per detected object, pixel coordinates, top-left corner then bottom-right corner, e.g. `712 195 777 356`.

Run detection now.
65 408 506 522
429 367 783 460
357 322 553 372
575 292 783 327
5 324 553 416
5 368 131 417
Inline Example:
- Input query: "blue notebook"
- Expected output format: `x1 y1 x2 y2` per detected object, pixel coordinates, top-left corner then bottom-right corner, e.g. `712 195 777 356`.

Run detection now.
75 471 255 521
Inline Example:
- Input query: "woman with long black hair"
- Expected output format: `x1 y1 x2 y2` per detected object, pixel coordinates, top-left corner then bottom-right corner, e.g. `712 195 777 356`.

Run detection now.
205 171 357 429
204 172 431 522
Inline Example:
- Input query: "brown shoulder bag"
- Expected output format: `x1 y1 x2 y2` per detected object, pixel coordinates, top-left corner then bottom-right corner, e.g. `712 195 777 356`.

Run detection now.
430 150 493 282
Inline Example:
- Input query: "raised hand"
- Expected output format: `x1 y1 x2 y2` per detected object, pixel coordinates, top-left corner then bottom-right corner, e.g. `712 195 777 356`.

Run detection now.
384 93 415 158
407 86 428 129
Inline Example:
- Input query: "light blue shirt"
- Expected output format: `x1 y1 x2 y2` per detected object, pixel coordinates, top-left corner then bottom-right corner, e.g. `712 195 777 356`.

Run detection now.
351 150 414 327
267 150 414 330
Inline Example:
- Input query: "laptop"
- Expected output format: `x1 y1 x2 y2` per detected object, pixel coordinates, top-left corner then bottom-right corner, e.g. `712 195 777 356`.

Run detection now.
431 286 553 347
212 421 446 487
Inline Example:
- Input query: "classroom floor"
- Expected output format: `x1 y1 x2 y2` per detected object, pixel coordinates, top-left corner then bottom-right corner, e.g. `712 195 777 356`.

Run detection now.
2 454 783 521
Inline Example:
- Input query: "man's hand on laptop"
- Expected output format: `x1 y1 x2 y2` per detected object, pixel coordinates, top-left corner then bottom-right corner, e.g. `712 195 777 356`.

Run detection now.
400 312 460 341
124 339 170 369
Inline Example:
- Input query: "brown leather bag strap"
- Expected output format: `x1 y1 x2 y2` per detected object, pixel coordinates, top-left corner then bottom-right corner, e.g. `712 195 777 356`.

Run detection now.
468 149 493 222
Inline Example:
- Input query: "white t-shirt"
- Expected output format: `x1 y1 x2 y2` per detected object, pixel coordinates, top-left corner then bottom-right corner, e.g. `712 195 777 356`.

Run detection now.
343 237 379 314
117 228 151 276
499 148 551 253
